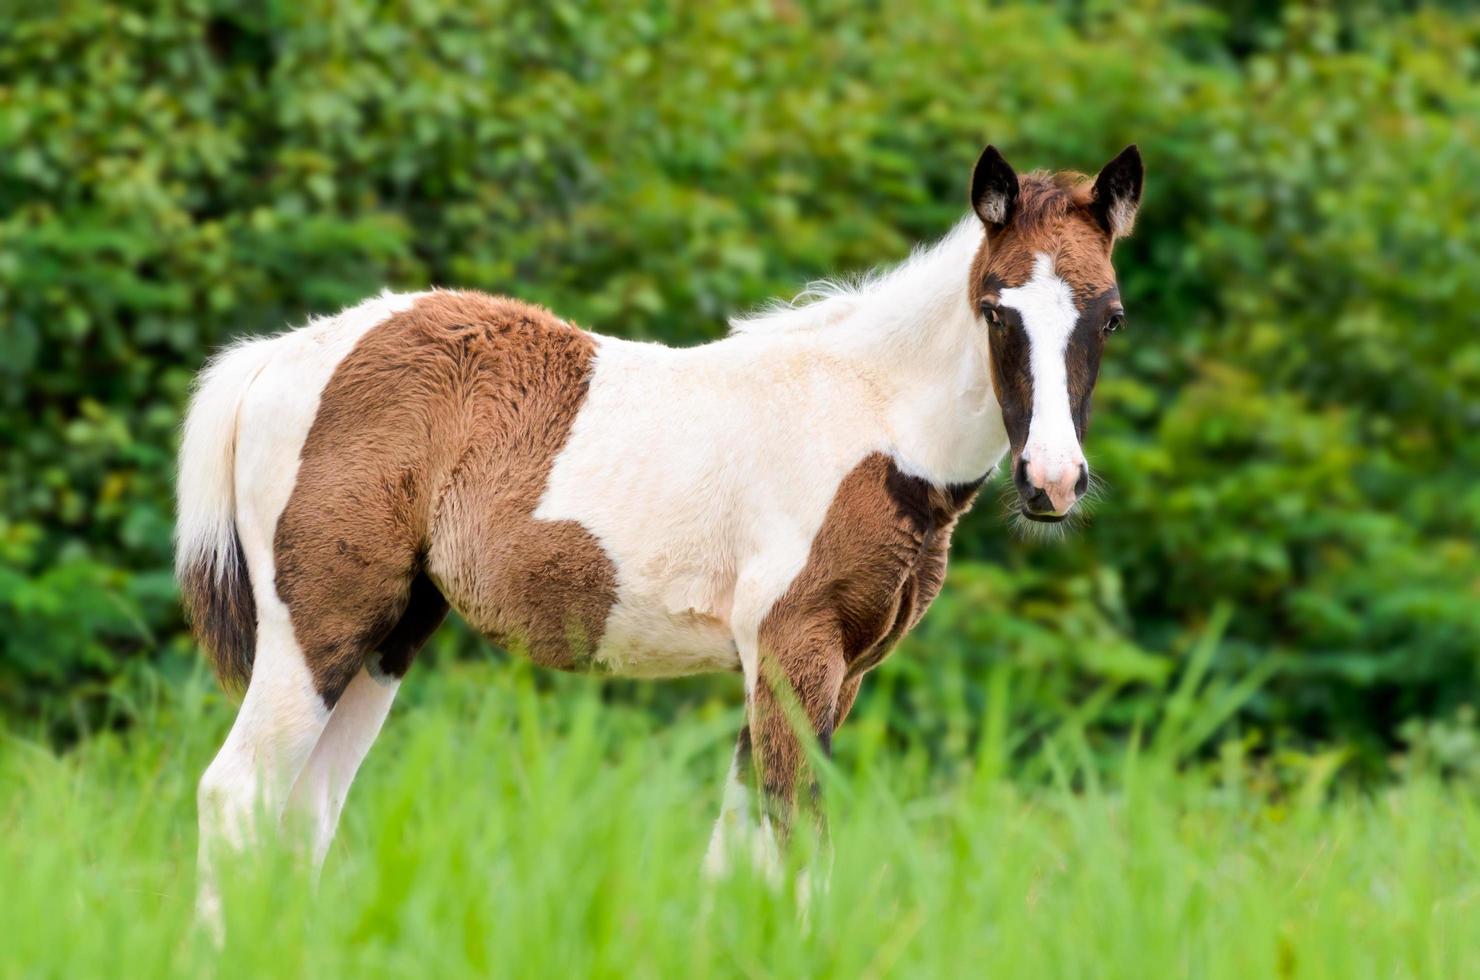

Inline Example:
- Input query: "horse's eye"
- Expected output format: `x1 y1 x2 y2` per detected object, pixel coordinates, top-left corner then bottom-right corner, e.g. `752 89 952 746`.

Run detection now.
980 301 1003 328
1104 312 1125 335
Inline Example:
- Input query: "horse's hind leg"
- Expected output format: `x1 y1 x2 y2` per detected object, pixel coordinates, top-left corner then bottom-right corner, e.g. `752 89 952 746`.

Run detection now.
198 478 434 933
196 610 332 933
280 669 396 866
285 574 448 866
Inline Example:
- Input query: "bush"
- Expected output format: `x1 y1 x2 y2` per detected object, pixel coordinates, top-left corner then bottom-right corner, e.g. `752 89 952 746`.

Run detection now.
2 1 1476 767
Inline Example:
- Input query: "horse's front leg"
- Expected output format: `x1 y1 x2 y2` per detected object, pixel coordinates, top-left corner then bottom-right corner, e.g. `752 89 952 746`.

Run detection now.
703 725 760 877
749 617 847 857
703 674 857 881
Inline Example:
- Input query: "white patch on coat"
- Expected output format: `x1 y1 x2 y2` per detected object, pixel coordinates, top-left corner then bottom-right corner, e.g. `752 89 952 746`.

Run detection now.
536 218 1011 680
998 254 1085 494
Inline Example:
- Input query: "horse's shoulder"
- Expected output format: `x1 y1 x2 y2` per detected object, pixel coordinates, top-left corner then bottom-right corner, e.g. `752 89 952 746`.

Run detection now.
760 453 981 664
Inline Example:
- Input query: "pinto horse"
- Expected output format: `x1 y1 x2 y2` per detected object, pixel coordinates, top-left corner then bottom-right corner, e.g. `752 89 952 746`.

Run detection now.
179 144 1143 915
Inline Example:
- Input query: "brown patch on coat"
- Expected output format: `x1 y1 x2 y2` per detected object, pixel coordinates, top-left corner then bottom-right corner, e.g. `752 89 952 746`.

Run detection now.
273 291 617 707
420 295 619 673
1064 286 1121 440
968 171 1117 309
750 453 981 831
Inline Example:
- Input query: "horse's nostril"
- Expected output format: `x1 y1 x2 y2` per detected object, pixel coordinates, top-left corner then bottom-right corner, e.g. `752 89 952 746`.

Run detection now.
1025 487 1054 513
1014 457 1031 492
1075 465 1089 497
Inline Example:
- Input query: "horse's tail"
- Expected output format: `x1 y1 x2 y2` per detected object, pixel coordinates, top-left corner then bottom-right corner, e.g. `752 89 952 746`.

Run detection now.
175 335 279 692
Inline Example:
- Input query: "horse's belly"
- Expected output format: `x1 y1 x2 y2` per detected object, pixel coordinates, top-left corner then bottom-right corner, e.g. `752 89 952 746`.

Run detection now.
592 596 741 678
433 516 740 677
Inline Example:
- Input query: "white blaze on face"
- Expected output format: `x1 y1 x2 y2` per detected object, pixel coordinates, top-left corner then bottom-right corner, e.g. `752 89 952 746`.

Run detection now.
998 253 1086 512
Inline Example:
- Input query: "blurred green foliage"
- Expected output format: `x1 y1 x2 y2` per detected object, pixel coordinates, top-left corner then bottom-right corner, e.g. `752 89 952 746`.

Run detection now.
2 0 1477 768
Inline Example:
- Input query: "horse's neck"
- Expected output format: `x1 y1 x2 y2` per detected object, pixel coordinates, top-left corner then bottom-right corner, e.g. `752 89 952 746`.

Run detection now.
825 299 1009 484
720 216 1010 484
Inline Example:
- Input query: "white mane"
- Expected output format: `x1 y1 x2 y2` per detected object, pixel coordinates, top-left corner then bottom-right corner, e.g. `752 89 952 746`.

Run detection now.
727 216 984 340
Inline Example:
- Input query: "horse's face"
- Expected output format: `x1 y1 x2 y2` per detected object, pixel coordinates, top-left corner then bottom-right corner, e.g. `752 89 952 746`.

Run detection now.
967 145 1143 523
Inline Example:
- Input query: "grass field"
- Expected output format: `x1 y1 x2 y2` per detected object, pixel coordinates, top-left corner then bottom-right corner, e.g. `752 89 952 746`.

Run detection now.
2 662 1477 979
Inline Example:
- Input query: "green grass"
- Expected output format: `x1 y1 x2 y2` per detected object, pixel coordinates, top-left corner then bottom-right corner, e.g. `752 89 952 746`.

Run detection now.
2 663 1477 979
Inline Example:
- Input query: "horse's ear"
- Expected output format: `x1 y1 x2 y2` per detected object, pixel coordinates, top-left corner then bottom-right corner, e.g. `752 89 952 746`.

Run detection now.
1089 144 1143 239
971 145 1019 232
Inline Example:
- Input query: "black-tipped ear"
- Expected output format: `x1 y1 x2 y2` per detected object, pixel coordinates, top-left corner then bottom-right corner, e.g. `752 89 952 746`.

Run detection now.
971 145 1019 232
1089 144 1143 239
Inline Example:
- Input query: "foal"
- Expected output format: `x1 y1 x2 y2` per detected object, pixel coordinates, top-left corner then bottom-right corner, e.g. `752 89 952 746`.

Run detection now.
179 144 1143 911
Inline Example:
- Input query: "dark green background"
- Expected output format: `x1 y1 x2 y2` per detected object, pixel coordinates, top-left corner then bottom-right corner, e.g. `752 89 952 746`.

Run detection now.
3 0 1476 774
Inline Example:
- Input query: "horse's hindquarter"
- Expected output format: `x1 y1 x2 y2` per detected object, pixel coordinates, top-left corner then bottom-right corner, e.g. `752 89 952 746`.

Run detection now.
259 291 615 687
